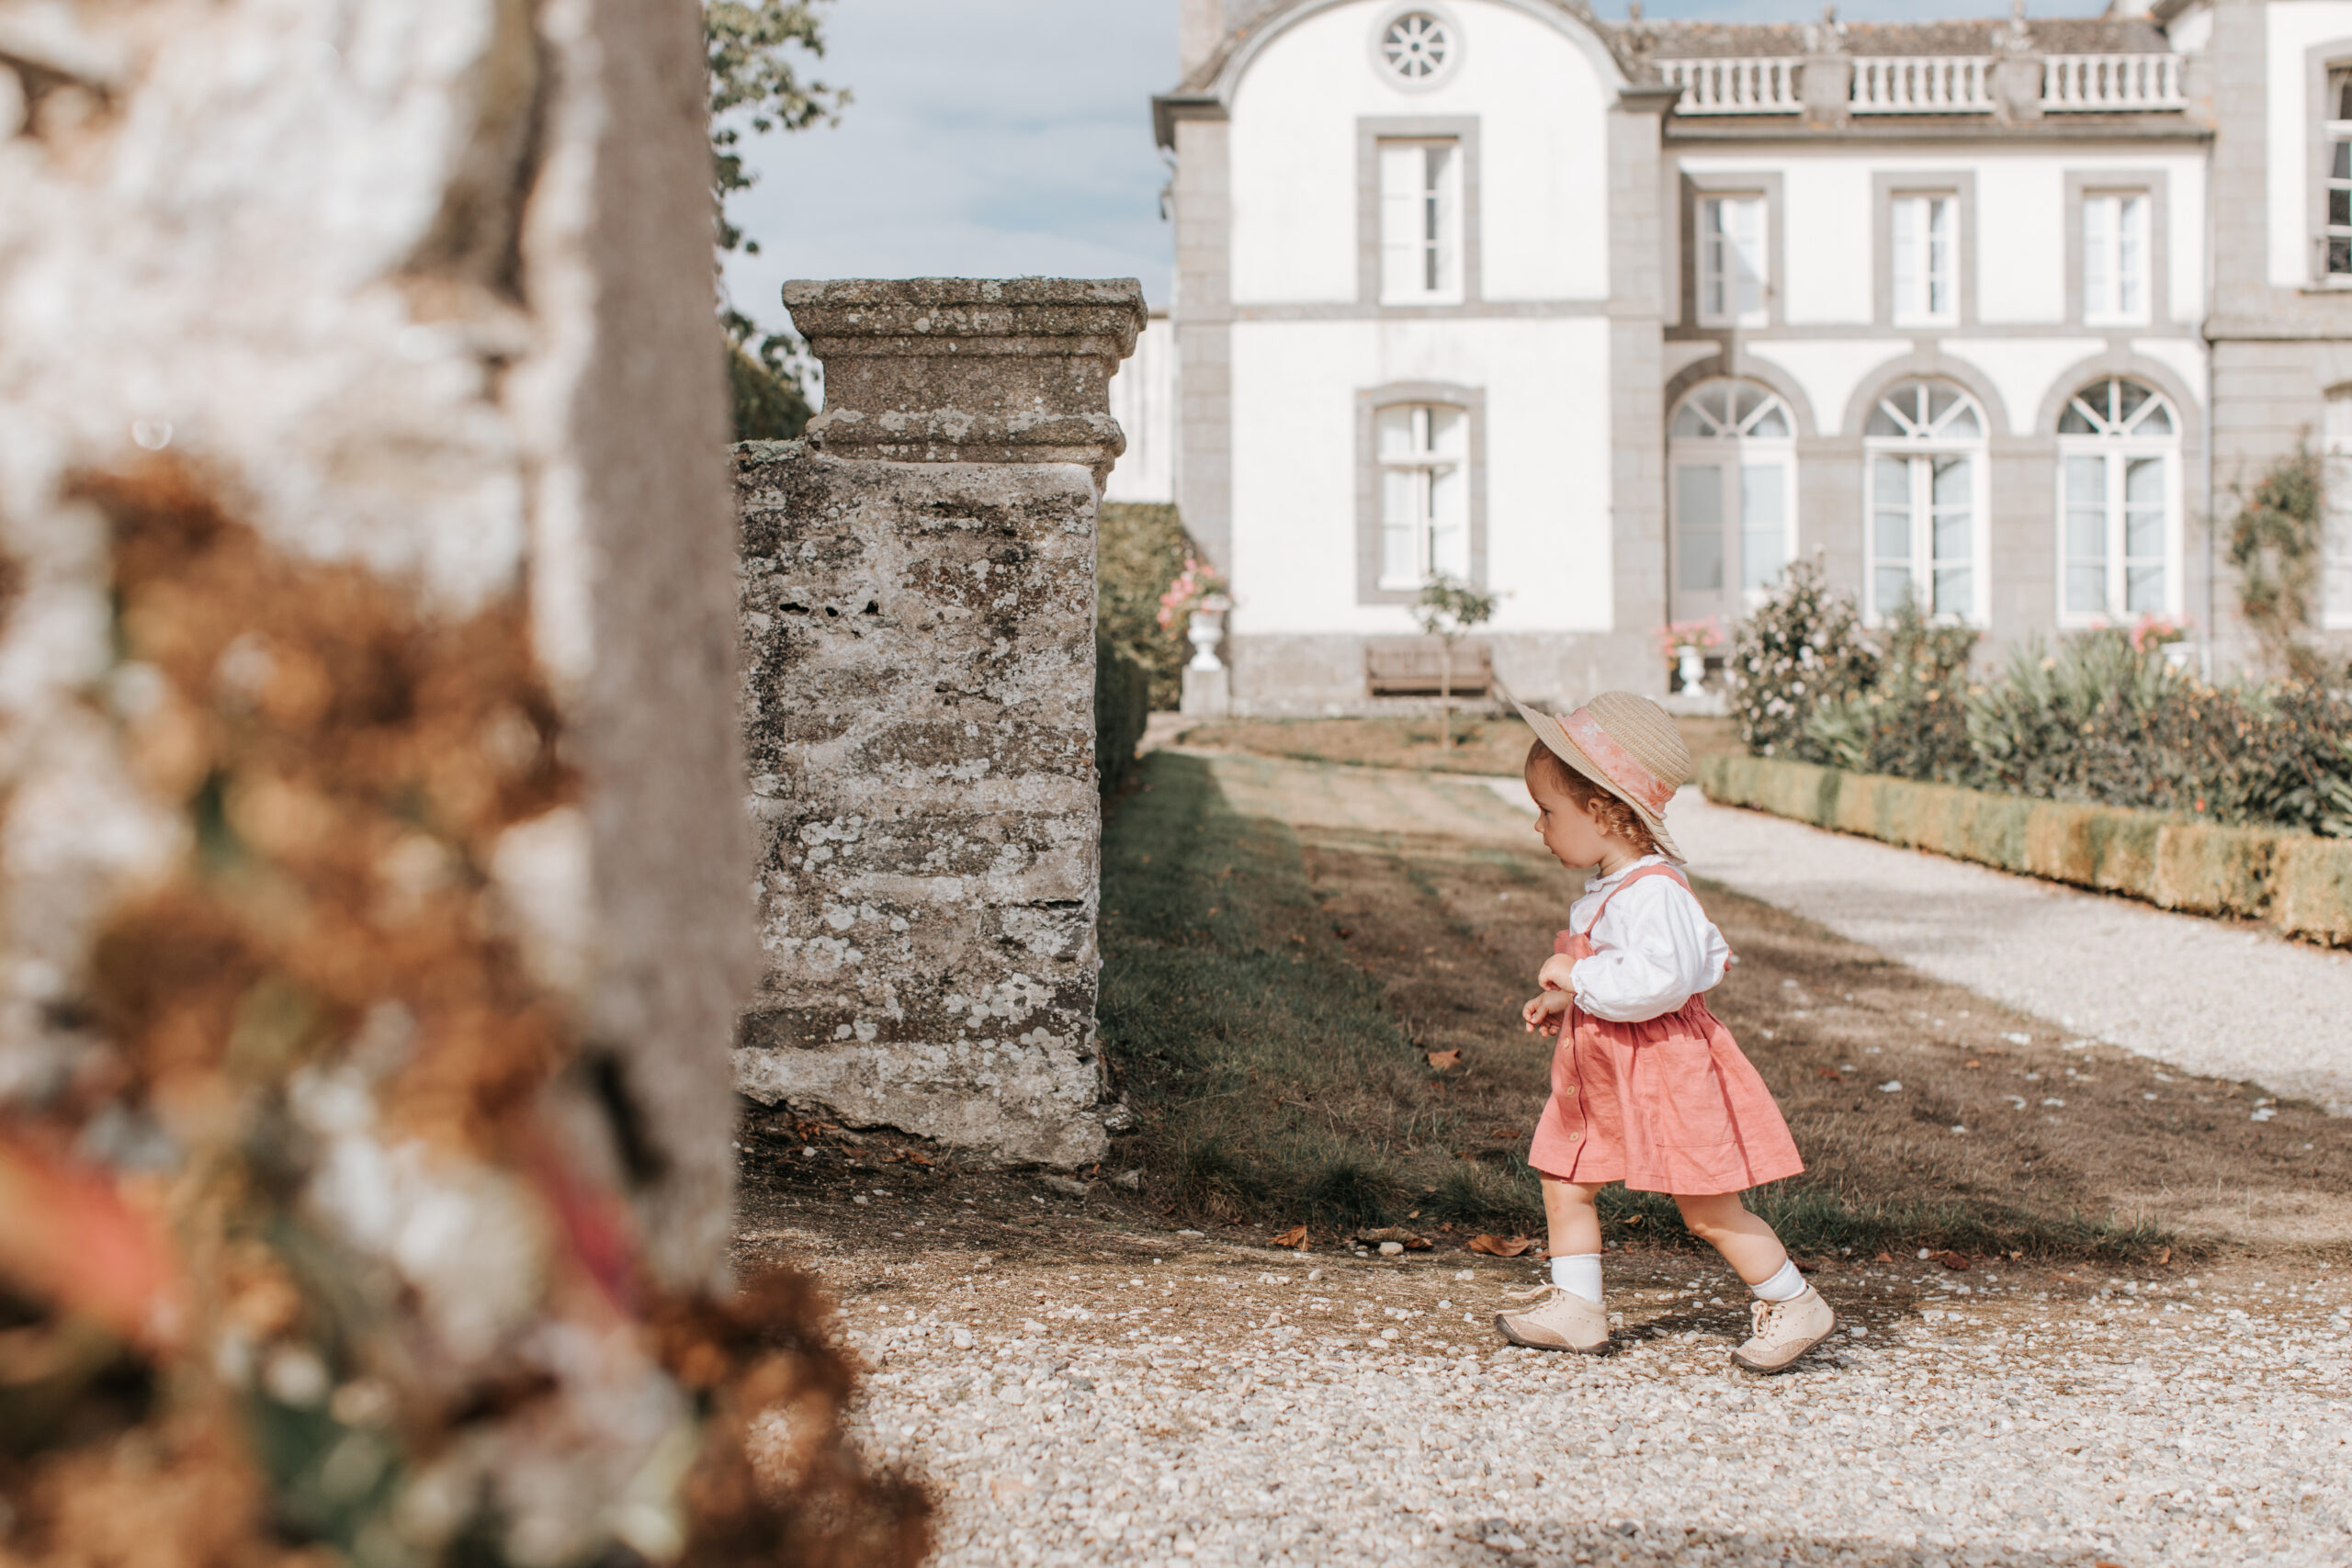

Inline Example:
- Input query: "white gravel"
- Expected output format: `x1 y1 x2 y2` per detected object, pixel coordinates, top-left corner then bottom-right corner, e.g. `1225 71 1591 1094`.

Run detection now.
822 1244 2352 1567
1480 778 2352 1116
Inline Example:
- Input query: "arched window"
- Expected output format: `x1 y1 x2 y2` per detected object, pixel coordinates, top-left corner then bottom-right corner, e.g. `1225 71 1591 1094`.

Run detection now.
1864 379 1987 623
2323 387 2352 629
1376 403 1468 588
1668 379 1797 622
2056 378 2179 624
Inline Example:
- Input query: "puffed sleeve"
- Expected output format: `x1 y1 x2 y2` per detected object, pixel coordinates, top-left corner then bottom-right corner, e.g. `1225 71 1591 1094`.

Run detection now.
1566 876 1730 1023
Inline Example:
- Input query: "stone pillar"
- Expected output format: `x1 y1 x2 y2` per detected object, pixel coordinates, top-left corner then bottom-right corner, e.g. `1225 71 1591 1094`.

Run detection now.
0 0 793 1561
736 278 1145 1169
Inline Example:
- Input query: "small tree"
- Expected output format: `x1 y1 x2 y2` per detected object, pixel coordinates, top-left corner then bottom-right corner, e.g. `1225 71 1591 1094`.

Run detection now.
1413 574 1498 750
706 0 849 438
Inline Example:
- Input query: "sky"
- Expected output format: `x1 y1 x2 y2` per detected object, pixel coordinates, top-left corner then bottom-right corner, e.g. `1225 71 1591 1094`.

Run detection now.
719 0 2116 341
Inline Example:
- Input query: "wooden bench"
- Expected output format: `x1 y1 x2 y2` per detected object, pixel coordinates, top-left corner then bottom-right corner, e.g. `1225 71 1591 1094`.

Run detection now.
1363 638 1493 698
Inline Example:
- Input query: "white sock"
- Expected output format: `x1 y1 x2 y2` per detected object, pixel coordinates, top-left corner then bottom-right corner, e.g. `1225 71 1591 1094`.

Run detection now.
1549 1253 1602 1303
1750 1258 1806 1303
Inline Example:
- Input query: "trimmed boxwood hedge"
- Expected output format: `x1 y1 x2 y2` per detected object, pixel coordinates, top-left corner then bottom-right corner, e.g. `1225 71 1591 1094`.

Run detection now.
1698 753 2352 947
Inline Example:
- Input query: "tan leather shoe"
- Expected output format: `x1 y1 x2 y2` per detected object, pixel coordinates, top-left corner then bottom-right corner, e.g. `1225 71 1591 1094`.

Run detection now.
1730 1286 1837 1373
1494 1285 1610 1355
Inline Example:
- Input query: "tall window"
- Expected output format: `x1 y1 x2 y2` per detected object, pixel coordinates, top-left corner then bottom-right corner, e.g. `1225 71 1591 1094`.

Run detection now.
1668 380 1796 621
2324 388 2352 628
1377 403 1468 588
1865 380 1985 622
1379 140 1461 303
1698 196 1768 328
2326 69 2352 278
2057 378 2178 623
1890 194 1957 326
2083 192 2150 325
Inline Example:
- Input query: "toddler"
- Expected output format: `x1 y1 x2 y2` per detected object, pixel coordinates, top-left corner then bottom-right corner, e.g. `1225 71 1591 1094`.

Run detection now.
1497 692 1835 1373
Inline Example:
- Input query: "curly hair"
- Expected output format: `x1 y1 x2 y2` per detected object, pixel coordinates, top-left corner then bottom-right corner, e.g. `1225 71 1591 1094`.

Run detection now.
1523 740 1662 859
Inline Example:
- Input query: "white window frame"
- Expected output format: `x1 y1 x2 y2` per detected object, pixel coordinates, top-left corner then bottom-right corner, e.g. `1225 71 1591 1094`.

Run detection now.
1890 193 1958 327
1863 380 1989 626
2053 378 2183 627
1375 403 1469 590
2323 387 2352 629
1668 379 1799 618
1378 139 1463 305
1697 195 1770 329
2082 191 2152 327
2326 68 2352 280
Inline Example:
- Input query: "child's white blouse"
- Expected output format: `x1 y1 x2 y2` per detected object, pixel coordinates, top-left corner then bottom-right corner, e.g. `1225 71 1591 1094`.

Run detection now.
1564 854 1732 1024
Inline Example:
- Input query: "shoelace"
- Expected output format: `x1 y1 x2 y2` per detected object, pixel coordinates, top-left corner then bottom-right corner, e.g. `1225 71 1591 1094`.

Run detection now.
1503 1284 1565 1307
1749 1298 1775 1337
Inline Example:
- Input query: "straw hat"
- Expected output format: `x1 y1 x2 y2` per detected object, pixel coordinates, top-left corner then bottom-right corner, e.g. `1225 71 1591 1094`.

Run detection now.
1513 691 1692 863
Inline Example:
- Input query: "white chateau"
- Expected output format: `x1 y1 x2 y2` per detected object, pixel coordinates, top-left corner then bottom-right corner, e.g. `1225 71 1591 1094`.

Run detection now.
1105 0 2352 711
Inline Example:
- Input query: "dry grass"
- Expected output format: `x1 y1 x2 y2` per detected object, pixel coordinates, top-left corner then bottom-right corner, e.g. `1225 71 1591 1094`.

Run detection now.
1096 749 2352 1262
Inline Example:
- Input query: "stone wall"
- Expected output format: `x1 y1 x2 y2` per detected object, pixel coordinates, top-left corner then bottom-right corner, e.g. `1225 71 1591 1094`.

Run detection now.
734 279 1145 1168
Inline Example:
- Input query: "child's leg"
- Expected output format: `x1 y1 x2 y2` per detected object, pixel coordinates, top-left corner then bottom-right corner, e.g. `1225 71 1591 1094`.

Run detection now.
1541 1176 1608 1303
1673 1191 1799 1294
1541 1175 1606 1257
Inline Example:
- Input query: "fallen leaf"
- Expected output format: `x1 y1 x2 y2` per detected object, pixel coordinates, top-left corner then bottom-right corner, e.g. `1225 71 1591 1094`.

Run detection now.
1618 1213 1645 1228
2154 1245 2173 1267
1936 1251 1972 1270
1271 1224 1309 1250
1814 1067 1842 1080
1351 1226 1432 1251
1489 1128 1522 1141
1963 1059 1983 1069
1873 1251 1895 1264
1426 1049 1463 1071
895 1149 934 1167
1466 1234 1537 1258
1439 1222 1455 1233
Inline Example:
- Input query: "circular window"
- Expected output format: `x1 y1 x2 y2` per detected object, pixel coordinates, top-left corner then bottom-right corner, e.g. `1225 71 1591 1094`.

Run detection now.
1374 8 1459 87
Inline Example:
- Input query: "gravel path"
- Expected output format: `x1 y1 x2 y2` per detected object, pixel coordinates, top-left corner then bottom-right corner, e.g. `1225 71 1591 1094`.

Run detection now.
767 1225 2352 1568
1479 779 2352 1117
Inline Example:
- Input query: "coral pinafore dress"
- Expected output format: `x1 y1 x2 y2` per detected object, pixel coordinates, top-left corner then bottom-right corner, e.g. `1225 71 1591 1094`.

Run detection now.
1527 864 1804 1197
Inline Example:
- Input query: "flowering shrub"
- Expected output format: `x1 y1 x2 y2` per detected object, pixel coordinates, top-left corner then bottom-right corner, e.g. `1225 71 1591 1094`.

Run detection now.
1734 567 2352 836
1726 559 1877 757
1964 634 2352 837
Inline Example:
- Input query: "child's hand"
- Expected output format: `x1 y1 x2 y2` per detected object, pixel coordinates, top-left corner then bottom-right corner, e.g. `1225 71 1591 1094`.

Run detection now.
1521 989 1573 1036
1536 953 1578 992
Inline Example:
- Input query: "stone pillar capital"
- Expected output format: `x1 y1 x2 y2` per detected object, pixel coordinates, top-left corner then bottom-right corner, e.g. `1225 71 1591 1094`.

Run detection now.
1801 55 1854 128
783 277 1147 476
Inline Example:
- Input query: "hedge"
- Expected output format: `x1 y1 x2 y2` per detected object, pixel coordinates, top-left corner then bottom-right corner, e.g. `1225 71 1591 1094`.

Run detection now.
1697 752 2352 948
1096 631 1152 795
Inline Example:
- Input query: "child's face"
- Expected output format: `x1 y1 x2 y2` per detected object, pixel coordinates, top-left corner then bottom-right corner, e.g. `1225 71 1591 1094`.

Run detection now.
1527 773 1618 873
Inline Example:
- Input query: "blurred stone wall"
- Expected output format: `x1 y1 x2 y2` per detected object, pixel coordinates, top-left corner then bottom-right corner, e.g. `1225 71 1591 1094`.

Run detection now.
734 279 1145 1169
0 2 775 1559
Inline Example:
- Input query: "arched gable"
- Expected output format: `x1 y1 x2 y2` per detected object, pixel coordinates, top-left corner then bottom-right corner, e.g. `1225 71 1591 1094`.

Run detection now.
1210 0 1626 102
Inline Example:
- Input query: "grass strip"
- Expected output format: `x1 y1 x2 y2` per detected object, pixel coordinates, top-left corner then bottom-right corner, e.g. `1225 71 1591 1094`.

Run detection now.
1101 752 2173 1262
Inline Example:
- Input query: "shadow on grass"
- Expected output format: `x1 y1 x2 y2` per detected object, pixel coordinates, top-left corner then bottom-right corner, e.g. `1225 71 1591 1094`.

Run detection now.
1100 751 2171 1262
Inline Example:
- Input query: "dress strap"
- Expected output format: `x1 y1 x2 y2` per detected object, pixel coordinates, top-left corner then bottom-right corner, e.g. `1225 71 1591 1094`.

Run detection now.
1577 863 1691 937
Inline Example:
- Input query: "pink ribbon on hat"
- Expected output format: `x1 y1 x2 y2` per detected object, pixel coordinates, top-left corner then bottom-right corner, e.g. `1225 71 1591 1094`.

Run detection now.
1561 707 1676 817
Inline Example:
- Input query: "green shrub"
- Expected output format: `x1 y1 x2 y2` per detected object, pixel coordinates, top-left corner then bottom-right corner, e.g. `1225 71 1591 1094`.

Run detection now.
1804 600 1979 782
728 343 812 440
1094 632 1151 795
1727 558 1877 758
1097 502 1194 711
